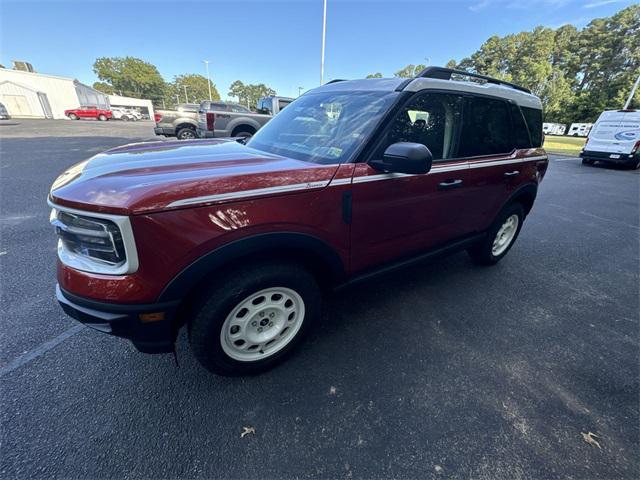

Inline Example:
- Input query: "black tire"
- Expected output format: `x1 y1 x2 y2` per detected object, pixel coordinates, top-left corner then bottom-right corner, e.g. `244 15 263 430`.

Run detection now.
68 113 78 120
628 157 640 170
98 114 108 121
467 203 525 266
188 261 321 376
177 127 197 140
582 158 595 165
122 115 130 122
231 129 255 140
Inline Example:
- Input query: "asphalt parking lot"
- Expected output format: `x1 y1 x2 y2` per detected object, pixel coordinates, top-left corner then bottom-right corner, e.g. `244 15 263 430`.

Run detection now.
1 119 638 479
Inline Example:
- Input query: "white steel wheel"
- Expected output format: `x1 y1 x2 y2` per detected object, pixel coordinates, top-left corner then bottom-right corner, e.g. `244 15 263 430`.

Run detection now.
492 214 519 256
220 287 305 362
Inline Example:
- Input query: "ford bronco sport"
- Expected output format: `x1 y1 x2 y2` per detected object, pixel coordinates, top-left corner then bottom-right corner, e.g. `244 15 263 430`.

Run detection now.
49 67 548 375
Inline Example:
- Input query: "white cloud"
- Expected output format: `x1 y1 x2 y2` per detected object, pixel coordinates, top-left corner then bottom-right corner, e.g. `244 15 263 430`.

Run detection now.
584 0 625 8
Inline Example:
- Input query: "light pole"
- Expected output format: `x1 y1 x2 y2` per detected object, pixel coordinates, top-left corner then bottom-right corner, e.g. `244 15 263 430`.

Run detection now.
298 86 304 97
203 60 212 101
623 73 640 110
183 85 189 103
320 0 327 85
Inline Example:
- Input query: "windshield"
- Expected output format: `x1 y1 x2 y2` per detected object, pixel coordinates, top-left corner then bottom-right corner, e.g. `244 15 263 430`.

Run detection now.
247 91 398 164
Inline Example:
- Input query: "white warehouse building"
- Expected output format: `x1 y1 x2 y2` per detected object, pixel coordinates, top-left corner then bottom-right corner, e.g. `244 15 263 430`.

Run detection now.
0 68 154 120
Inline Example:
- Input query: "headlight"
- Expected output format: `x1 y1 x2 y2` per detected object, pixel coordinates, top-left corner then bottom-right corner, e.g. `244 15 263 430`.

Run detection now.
49 203 139 275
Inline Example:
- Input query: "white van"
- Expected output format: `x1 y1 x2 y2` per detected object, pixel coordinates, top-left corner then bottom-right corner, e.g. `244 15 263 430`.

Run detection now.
581 110 640 169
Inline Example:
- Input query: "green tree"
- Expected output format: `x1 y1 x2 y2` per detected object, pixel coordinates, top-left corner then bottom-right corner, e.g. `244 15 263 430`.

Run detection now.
229 80 276 109
394 64 426 78
92 82 115 94
93 56 165 101
171 74 220 104
366 72 383 78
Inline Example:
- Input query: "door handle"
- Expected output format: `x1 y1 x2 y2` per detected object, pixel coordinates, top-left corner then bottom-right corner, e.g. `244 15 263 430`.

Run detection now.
438 179 463 190
503 170 520 177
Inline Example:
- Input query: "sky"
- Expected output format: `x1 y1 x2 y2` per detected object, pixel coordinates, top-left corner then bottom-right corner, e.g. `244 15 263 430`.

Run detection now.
0 0 635 100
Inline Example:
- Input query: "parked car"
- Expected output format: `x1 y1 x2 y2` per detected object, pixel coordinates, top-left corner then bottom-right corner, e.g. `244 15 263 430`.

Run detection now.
64 106 112 121
154 103 200 140
581 109 640 169
0 102 9 120
49 67 547 376
111 107 138 122
196 100 273 140
256 95 294 115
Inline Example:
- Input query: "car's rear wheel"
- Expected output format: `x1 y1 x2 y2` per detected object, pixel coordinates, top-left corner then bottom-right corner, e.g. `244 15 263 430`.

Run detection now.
188 261 321 376
68 113 78 120
582 158 595 165
98 114 108 121
468 203 525 265
177 127 197 140
629 157 640 170
122 115 130 122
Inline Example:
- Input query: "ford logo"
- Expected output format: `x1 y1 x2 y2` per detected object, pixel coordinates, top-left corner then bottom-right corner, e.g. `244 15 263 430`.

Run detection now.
614 130 638 141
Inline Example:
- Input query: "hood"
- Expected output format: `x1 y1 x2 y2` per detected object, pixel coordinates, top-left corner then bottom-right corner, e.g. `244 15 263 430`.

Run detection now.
50 139 340 215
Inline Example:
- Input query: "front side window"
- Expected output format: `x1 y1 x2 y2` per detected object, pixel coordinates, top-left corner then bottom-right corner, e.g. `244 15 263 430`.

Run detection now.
458 96 513 157
378 93 464 161
248 91 398 165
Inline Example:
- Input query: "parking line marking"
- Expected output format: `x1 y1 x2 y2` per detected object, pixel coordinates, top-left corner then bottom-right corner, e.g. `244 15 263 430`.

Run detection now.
0 324 85 378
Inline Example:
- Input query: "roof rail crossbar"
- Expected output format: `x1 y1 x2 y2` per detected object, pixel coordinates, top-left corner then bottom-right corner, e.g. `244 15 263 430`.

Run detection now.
415 66 531 94
326 79 347 84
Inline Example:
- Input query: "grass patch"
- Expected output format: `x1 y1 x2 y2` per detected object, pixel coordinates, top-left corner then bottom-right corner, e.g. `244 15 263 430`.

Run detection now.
543 135 586 156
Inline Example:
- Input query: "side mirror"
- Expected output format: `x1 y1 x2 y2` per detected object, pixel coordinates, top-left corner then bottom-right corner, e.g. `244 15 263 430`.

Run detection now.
370 142 433 174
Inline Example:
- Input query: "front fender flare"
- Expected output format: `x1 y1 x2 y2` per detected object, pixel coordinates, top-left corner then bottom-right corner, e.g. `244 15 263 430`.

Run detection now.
158 232 346 302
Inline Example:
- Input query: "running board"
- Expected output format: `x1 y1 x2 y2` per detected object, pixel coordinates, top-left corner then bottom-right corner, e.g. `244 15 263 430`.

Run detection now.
335 233 485 291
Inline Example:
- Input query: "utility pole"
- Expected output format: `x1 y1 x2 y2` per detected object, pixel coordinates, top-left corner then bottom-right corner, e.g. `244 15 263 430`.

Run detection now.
203 60 212 101
298 86 304 97
320 0 327 85
183 85 189 103
623 73 640 110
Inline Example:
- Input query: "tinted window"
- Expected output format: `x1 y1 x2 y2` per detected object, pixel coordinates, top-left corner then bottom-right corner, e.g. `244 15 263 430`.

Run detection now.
458 97 512 157
278 99 291 111
521 107 543 147
380 93 463 161
510 104 532 148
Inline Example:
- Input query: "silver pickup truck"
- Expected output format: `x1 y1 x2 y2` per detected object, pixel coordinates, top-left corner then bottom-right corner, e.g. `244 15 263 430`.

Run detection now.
197 96 293 139
154 103 200 140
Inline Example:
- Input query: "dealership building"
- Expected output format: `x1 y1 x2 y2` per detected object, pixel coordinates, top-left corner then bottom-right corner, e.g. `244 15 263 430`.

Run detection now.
0 67 154 119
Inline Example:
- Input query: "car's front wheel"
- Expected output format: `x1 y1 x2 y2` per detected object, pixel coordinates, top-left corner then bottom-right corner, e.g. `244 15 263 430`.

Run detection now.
68 113 78 120
582 158 595 165
468 203 524 265
189 261 321 375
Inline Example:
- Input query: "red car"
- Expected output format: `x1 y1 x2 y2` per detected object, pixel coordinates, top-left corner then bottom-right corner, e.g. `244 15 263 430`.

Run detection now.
64 105 112 121
49 67 548 375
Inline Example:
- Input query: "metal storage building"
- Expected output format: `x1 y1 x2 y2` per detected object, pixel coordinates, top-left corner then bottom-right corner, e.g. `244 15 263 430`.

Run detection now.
0 67 153 120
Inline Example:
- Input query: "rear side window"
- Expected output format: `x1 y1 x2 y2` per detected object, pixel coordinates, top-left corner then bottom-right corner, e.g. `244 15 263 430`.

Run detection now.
521 107 543 147
458 97 512 157
510 104 532 148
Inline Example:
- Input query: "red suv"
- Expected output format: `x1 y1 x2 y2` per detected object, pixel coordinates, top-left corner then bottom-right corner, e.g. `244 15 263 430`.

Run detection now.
64 106 112 121
49 68 548 375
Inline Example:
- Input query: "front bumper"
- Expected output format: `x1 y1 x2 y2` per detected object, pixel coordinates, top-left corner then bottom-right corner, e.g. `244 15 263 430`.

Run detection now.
196 128 215 138
580 150 638 165
56 285 179 354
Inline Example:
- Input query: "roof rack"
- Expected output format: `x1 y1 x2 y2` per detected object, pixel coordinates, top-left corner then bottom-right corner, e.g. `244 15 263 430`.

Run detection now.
415 66 532 94
326 79 347 84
